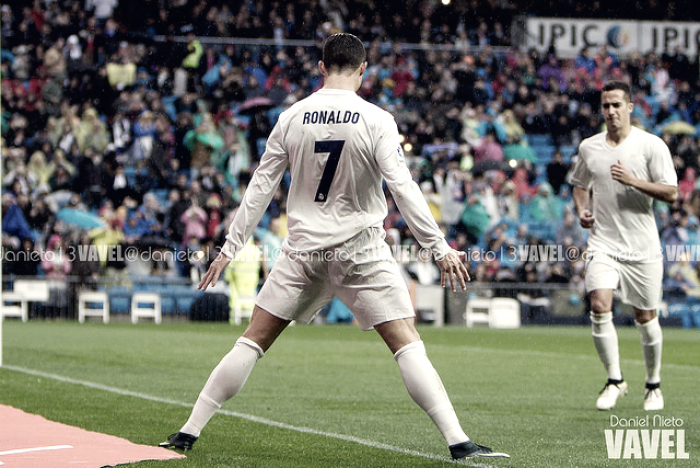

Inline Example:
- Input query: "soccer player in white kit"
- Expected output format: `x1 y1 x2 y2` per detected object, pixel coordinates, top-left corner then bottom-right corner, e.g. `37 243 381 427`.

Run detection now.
569 80 678 411
160 34 508 460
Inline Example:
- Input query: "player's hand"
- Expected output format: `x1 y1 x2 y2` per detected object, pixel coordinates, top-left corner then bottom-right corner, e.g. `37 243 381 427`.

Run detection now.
435 249 470 292
579 209 595 229
610 159 634 186
198 252 231 290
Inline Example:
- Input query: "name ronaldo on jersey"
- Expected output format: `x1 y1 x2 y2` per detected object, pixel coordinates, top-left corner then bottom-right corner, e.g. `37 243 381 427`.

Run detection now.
302 110 361 125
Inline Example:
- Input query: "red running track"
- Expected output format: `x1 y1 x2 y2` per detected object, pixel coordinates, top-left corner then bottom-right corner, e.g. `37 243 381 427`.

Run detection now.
0 405 185 467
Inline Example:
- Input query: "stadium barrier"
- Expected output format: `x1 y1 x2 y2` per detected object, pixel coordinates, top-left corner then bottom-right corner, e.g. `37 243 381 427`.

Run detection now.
2 275 695 328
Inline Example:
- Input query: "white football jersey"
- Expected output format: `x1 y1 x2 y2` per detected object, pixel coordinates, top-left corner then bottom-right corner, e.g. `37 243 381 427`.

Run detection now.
221 88 449 259
568 126 677 262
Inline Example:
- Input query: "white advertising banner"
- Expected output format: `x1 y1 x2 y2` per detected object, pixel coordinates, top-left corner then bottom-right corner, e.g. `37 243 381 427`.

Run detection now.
525 18 700 57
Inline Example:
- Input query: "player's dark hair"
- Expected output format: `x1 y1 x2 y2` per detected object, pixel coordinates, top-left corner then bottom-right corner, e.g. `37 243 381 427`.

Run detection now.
602 80 632 102
322 33 366 73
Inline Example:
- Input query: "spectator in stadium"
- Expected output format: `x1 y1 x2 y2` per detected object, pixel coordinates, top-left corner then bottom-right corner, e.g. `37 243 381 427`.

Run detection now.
472 131 504 164
70 232 102 292
556 209 587 251
569 80 677 412
179 198 208 245
26 150 53 193
459 193 491 246
685 215 700 246
546 149 570 195
161 33 508 461
677 167 697 201
574 47 597 75
224 235 264 324
528 182 563 222
41 233 71 279
511 167 536 201
76 107 110 154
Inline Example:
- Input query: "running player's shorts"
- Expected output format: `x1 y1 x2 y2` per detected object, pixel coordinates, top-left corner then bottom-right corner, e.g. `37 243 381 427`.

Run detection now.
256 227 415 330
584 251 663 310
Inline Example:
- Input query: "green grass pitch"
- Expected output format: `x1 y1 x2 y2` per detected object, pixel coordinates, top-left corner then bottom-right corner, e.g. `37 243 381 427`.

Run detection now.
1 321 698 467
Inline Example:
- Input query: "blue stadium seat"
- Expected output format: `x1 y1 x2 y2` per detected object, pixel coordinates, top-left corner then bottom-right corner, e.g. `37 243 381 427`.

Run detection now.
559 145 577 163
110 296 130 314
528 134 552 146
161 296 176 315
176 296 197 315
531 144 556 165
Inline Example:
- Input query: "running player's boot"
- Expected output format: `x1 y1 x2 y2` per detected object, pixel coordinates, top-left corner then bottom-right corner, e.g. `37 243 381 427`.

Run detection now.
596 379 628 410
449 440 510 459
643 384 664 411
159 432 198 450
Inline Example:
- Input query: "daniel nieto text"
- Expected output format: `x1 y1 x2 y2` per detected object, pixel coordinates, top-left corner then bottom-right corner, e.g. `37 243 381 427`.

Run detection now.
605 415 689 459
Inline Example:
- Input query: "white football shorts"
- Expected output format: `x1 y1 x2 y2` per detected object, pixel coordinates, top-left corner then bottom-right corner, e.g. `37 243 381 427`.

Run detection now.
584 251 663 310
255 227 415 330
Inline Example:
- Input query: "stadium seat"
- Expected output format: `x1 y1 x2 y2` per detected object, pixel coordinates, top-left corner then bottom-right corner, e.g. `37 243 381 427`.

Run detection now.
559 145 577 162
110 296 130 314
465 298 492 327
490 298 521 328
465 297 522 328
78 291 110 324
131 292 162 324
1 280 50 322
528 134 552 146
413 284 445 327
2 291 28 322
160 296 176 315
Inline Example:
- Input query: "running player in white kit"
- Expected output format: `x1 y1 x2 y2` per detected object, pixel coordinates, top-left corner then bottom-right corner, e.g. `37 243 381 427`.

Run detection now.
160 34 508 460
569 80 677 411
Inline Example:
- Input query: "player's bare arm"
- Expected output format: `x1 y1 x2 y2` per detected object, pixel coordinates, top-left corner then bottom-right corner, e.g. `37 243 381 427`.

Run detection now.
572 186 595 229
198 252 232 290
435 249 470 292
610 160 678 204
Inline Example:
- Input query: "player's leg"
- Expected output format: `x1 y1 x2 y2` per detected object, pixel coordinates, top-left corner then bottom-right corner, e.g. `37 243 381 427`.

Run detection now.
622 260 664 410
589 288 628 409
585 255 627 409
633 307 664 410
334 229 507 458
162 251 330 450
375 318 466 445
375 318 508 459
589 288 622 379
161 307 291 449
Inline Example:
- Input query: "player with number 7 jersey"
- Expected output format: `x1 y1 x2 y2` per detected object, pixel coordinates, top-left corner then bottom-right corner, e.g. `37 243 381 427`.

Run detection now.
164 34 507 461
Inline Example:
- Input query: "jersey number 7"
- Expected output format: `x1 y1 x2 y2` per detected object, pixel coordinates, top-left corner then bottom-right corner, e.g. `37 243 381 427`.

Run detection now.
314 140 345 203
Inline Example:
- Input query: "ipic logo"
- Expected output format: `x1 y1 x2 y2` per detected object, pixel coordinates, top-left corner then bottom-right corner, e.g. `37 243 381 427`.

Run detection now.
605 415 689 459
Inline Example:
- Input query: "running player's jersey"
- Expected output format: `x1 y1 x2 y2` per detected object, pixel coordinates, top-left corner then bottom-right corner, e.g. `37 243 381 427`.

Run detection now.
221 88 449 259
568 126 677 262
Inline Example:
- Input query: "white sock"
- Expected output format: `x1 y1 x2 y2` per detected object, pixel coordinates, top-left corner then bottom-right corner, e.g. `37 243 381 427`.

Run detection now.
180 337 264 437
590 312 622 381
635 317 662 385
394 341 469 446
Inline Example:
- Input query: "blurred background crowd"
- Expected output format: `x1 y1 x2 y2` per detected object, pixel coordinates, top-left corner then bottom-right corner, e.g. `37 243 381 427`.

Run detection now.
2 0 700 317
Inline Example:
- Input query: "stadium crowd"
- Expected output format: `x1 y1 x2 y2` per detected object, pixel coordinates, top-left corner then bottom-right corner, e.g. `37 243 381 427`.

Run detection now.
2 0 700 320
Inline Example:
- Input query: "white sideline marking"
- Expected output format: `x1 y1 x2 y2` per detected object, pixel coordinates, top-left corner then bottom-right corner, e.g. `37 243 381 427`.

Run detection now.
0 445 73 456
0 445 73 464
2 366 498 467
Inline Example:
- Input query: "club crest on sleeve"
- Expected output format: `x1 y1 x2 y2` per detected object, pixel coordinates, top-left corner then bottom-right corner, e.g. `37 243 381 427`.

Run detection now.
396 145 405 164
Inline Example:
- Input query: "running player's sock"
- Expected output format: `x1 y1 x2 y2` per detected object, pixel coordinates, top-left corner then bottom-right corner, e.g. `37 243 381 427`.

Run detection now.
394 341 469 446
180 337 264 437
635 316 662 385
590 312 623 381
